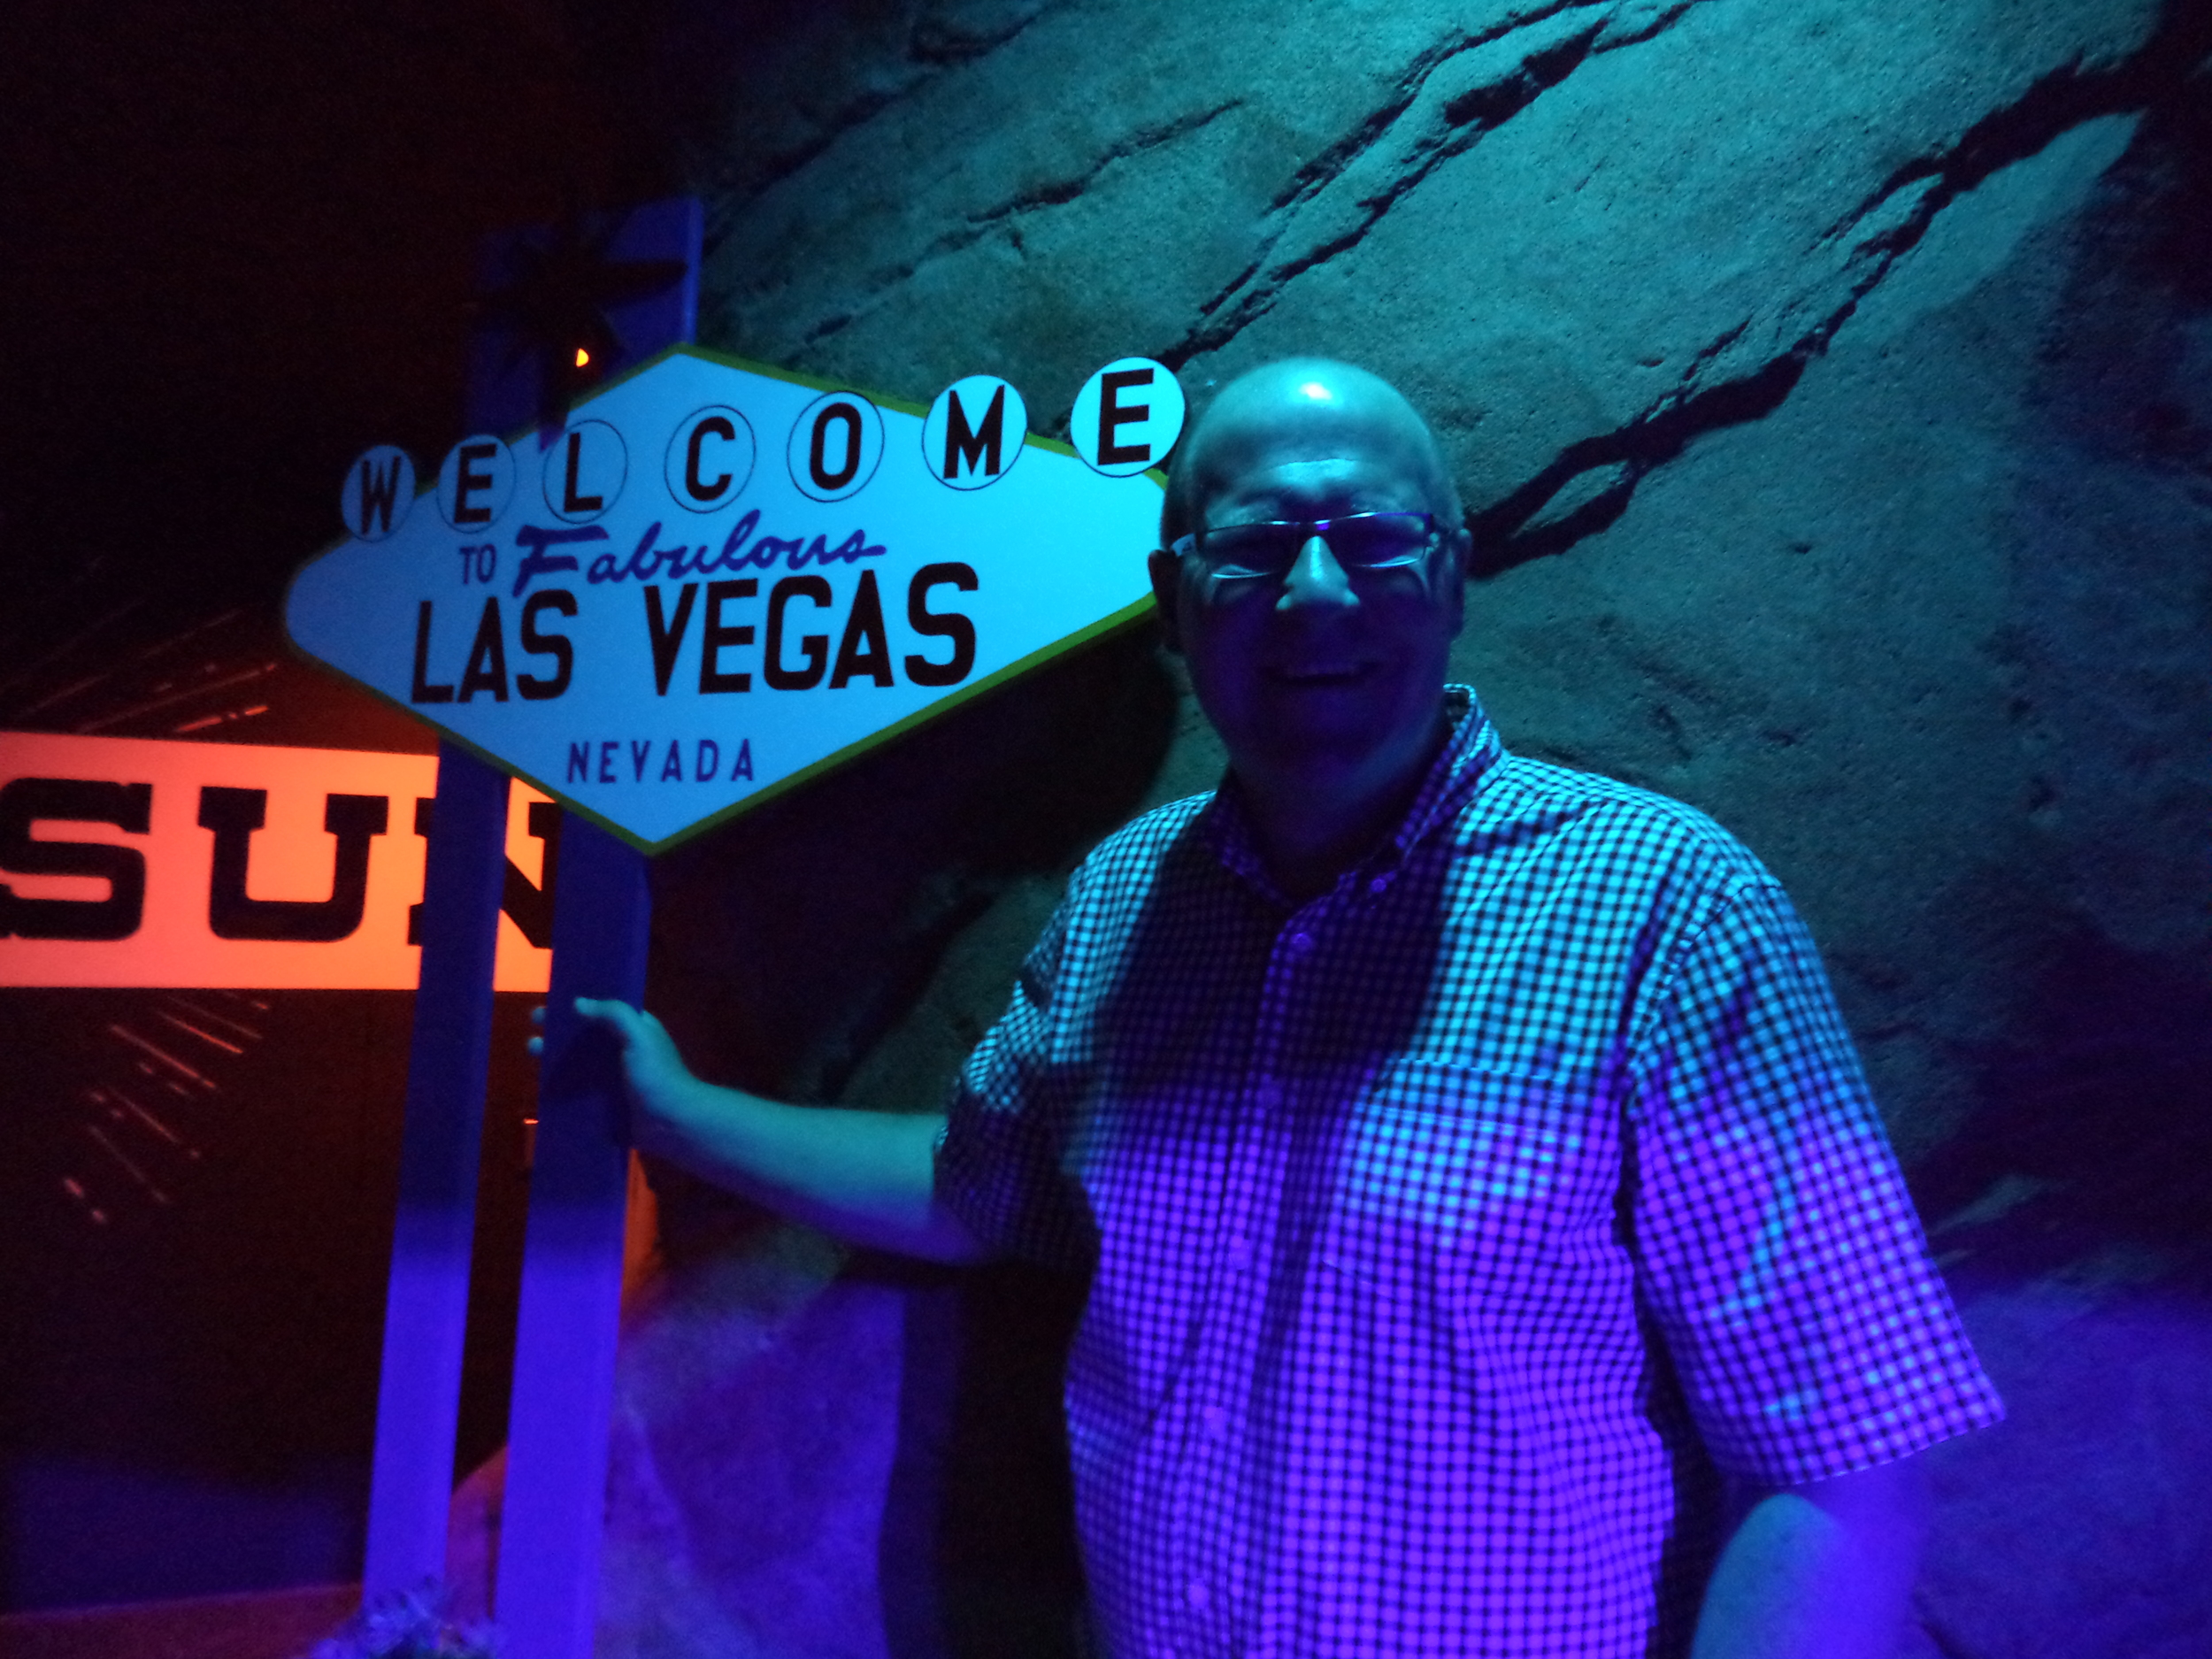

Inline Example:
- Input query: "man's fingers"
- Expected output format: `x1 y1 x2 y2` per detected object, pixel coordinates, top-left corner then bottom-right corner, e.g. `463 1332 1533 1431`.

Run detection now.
572 995 626 1029
571 995 654 1045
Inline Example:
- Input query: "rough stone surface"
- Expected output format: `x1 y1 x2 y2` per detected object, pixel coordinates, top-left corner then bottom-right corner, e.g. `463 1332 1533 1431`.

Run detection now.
457 4 2212 1653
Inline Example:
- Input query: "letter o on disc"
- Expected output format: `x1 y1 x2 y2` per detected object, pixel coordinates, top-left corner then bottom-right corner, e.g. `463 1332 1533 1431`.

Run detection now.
787 390 884 503
341 444 417 541
923 375 1027 490
666 405 757 512
437 434 517 530
541 419 627 524
1071 357 1186 478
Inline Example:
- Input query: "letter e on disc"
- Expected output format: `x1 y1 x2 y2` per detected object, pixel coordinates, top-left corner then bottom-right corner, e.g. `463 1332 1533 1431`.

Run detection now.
787 391 885 503
667 405 757 512
437 435 516 530
923 375 1026 490
541 419 627 524
342 444 417 541
1071 357 1184 477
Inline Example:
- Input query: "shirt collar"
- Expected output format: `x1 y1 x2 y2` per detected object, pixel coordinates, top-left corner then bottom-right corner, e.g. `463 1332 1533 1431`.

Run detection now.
1201 685 1503 902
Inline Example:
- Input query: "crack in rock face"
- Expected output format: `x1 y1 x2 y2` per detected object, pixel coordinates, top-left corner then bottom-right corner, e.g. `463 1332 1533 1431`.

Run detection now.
1178 0 1709 357
686 0 2192 527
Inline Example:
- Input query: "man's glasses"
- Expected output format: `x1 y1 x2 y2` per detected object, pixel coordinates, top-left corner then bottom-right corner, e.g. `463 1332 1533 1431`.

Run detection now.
1168 511 1439 581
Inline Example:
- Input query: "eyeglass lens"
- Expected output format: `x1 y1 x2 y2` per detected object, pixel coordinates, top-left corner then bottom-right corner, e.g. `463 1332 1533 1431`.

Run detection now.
1201 512 1432 574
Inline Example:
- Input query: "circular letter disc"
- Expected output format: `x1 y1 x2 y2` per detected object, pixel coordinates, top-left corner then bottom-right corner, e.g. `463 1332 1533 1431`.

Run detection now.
1071 357 1184 477
340 444 416 541
787 391 885 503
436 435 517 530
665 405 757 512
540 419 627 524
922 375 1027 490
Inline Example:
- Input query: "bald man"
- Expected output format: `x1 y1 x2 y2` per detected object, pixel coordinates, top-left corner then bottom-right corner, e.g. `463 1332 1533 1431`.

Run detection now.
572 361 2001 1658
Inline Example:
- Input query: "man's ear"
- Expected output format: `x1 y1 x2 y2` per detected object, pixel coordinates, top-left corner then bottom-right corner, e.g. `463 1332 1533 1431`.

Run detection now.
1148 549 1185 653
1439 526 1471 640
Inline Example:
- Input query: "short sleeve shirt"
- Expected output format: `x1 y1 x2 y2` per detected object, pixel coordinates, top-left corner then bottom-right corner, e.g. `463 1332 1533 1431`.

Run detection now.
937 689 2001 1659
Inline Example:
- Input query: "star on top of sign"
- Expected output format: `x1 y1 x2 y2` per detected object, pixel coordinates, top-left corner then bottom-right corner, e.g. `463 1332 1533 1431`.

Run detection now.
471 204 691 432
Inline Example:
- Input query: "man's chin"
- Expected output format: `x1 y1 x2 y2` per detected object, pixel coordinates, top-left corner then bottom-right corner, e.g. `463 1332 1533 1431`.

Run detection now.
1236 690 1418 765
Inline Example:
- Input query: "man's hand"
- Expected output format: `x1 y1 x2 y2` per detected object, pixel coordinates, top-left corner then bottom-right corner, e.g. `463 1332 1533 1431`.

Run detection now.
530 995 988 1265
549 996 701 1159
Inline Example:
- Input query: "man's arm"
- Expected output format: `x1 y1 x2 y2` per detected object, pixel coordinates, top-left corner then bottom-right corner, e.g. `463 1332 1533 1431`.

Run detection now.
1691 1455 1931 1659
561 996 992 1265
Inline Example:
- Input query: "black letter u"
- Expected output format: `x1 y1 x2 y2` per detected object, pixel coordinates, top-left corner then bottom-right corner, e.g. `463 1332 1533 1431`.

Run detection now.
198 787 388 941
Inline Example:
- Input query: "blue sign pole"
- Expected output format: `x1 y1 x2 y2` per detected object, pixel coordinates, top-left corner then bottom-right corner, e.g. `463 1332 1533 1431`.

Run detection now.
363 743 510 1595
358 196 701 1628
494 818 653 1654
486 198 701 1659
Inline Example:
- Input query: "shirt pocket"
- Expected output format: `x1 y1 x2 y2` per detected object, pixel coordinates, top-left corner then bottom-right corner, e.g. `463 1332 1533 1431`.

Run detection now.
1311 1061 1608 1304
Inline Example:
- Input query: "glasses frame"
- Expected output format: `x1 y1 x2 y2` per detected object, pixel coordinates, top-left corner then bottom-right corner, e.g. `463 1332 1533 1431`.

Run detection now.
1167 511 1441 581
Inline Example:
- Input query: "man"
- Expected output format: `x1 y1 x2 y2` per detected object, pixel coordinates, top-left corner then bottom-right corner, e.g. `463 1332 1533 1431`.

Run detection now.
569 360 2001 1657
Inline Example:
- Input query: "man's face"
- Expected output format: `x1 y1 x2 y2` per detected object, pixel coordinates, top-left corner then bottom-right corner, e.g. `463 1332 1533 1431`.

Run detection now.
1150 392 1467 798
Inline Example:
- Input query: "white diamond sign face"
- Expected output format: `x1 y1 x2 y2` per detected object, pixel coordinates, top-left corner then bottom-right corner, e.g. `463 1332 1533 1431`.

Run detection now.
287 347 1164 852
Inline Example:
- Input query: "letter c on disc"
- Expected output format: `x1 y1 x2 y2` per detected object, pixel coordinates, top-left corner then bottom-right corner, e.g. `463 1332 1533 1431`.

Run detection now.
666 405 757 512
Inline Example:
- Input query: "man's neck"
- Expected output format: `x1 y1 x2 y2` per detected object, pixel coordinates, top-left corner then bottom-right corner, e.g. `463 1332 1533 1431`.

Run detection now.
1234 707 1452 902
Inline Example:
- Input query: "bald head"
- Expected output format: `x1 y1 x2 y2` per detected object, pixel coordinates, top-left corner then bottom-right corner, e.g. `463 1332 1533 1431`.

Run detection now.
1163 359 1462 548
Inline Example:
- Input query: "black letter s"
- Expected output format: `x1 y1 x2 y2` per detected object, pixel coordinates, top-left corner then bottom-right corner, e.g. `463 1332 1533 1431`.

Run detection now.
903 563 977 687
0 778 152 941
518 588 577 700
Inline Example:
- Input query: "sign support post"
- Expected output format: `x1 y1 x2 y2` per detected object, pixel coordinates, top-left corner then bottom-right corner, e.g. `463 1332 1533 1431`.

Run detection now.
363 741 509 1595
358 197 702 1634
494 817 651 1655
486 197 699 1659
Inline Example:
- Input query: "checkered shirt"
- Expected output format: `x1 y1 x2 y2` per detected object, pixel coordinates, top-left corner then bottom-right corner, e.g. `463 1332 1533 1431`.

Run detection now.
937 688 2001 1659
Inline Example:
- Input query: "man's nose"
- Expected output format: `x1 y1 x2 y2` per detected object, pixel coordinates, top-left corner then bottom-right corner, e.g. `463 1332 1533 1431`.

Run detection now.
1278 533 1357 611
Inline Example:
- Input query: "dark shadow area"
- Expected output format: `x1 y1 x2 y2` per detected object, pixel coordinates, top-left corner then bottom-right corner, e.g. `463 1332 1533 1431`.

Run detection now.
1910 76 2212 1289
1465 354 1809 578
1909 926 2212 1286
874 1256 1088 1659
0 987 535 1611
647 623 1179 1104
0 2 669 664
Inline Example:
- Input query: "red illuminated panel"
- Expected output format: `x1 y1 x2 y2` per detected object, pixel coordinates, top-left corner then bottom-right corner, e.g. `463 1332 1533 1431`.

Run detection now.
0 732 552 990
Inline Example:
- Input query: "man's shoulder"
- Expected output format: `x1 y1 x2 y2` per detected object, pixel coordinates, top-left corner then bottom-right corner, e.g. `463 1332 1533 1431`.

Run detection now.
1081 790 1216 873
1472 749 1778 894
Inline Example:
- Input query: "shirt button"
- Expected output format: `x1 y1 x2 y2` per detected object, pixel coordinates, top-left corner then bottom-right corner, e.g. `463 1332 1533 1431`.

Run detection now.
1186 1578 1210 1610
1224 1234 1251 1267
1288 931 1313 955
1369 874 1391 895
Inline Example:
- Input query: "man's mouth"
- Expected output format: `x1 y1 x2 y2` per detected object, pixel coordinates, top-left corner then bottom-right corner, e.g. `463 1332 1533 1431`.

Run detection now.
1268 661 1374 688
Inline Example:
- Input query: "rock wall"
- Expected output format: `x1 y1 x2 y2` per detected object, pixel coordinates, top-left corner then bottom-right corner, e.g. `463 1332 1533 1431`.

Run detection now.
480 4 2212 1653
